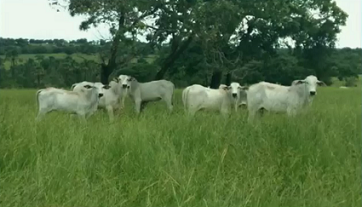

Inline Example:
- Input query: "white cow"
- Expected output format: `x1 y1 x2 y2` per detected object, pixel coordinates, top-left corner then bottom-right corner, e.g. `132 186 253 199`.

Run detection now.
114 75 131 108
97 81 125 121
124 76 175 114
182 83 248 117
229 82 248 112
72 81 126 121
182 84 224 112
35 84 102 121
247 75 324 121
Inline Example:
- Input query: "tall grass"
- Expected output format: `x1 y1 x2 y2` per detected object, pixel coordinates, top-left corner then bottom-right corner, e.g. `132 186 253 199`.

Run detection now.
0 87 360 207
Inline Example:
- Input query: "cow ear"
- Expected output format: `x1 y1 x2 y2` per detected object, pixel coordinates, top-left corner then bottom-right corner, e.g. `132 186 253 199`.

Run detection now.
317 80 325 86
220 85 228 90
295 80 305 85
103 85 111 89
241 86 248 90
71 84 77 90
113 77 119 83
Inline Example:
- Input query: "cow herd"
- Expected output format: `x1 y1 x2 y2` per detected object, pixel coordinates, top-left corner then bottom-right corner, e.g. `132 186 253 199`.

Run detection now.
35 74 325 122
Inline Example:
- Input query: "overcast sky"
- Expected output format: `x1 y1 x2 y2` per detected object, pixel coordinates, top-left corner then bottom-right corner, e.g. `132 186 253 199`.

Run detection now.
0 0 361 48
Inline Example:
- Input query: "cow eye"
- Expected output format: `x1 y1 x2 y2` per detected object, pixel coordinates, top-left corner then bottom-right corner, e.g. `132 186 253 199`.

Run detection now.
127 78 132 81
84 85 92 89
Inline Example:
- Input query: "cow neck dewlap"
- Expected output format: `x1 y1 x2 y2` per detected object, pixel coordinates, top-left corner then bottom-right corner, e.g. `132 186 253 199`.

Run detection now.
294 84 309 102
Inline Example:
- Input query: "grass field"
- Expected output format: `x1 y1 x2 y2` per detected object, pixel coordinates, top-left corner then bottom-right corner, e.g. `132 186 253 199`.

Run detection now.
0 87 361 206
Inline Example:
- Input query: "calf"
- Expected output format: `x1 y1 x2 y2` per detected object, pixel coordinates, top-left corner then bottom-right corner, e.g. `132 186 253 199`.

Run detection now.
182 83 248 117
35 84 102 121
247 75 324 121
114 74 131 109
228 82 248 112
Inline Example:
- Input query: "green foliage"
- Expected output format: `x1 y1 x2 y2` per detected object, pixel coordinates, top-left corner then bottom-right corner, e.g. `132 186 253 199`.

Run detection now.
0 88 360 206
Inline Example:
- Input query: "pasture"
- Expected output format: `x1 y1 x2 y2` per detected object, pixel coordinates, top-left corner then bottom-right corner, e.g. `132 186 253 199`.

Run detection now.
0 87 361 206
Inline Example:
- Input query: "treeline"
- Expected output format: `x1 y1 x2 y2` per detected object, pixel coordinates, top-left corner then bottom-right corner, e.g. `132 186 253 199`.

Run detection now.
0 37 360 88
0 38 153 56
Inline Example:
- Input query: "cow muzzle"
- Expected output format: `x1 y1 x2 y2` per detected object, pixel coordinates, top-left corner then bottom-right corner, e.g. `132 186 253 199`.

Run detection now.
122 84 128 89
309 91 316 96
98 93 104 98
232 93 237 98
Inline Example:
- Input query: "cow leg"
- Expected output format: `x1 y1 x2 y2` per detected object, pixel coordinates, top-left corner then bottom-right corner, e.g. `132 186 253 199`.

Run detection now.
77 113 87 122
134 99 142 114
106 105 115 121
164 97 173 112
247 108 258 123
188 109 197 117
35 109 47 121
140 101 149 113
258 107 266 116
187 105 199 117
287 107 297 117
120 97 126 109
70 113 77 119
113 104 121 117
220 107 230 119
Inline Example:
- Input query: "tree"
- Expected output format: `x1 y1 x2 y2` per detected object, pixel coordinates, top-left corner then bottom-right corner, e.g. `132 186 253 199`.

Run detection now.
204 0 348 86
49 0 164 84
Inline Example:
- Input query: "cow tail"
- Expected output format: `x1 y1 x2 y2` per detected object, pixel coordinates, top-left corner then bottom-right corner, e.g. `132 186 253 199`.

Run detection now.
171 84 175 106
182 87 189 112
35 89 42 108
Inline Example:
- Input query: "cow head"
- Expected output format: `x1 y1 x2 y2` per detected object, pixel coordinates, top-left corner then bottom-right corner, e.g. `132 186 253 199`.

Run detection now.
292 75 325 96
116 75 133 89
229 82 248 99
220 82 248 98
83 84 103 98
72 81 94 92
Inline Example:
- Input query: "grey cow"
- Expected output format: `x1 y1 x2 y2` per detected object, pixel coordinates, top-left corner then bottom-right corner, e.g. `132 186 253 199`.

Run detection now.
122 76 175 114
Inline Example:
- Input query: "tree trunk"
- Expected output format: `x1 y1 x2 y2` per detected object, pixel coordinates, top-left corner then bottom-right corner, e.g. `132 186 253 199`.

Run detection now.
204 74 209 87
209 70 222 89
100 64 113 85
99 15 125 84
225 72 231 86
154 34 194 80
